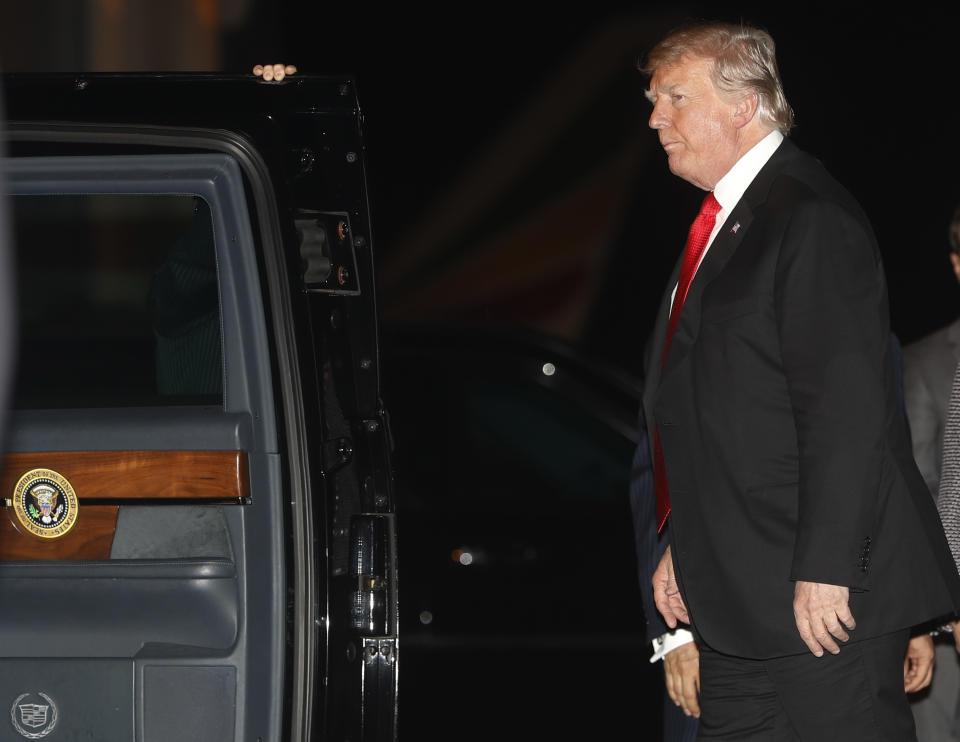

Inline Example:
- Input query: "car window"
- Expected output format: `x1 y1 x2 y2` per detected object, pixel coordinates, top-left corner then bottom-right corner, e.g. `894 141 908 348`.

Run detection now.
11 193 222 408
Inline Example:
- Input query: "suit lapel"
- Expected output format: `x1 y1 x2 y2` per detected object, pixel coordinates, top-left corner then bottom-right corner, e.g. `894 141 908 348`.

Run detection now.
661 202 755 379
643 253 683 431
659 138 795 381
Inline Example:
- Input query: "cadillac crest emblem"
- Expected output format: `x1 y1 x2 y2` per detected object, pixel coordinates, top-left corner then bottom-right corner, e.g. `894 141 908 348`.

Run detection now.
12 469 79 539
10 692 58 739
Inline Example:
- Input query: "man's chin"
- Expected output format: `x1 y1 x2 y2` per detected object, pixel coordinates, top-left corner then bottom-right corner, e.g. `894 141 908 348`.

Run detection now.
667 158 709 190
667 156 687 179
668 164 696 188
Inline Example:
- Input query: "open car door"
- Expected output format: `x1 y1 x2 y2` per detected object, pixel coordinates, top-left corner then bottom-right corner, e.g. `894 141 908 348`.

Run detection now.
0 73 397 742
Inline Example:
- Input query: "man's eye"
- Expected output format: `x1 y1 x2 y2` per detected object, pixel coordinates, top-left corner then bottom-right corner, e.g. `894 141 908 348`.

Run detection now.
672 94 685 103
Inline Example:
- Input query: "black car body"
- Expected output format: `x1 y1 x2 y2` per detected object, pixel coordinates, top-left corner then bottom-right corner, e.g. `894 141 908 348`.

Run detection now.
381 324 661 740
0 73 397 741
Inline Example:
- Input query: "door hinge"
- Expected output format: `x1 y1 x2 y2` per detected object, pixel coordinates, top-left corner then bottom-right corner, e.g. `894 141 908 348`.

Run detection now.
321 436 353 475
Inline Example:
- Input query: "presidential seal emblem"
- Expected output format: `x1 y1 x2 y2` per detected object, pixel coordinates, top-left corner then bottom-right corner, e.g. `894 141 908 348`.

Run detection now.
10 692 58 739
12 469 79 539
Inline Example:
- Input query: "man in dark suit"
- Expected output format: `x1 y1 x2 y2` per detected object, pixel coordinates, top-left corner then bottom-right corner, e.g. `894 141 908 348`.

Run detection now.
902 206 960 740
640 22 960 739
903 207 960 501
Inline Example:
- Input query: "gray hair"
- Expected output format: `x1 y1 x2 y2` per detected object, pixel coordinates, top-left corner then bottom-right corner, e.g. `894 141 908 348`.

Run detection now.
642 22 794 136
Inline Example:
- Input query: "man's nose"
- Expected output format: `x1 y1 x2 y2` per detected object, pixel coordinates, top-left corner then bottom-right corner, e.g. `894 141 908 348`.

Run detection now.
649 102 668 130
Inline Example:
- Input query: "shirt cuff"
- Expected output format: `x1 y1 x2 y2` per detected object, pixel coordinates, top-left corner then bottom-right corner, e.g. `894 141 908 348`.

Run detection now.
649 628 695 663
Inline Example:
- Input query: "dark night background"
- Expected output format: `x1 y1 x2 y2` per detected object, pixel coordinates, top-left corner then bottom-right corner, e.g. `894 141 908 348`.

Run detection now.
243 2 960 369
6 2 960 368
3 3 960 738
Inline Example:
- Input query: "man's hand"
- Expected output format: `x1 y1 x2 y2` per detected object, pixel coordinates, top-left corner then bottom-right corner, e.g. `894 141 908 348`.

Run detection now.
952 620 960 654
663 641 701 717
793 580 855 656
653 546 689 627
904 634 935 692
252 64 297 82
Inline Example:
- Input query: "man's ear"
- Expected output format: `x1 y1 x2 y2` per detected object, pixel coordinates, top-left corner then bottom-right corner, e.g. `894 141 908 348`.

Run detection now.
732 92 760 129
949 251 960 285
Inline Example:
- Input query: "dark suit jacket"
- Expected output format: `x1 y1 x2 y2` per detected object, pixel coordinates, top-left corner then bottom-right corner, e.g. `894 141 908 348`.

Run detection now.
628 405 670 643
643 137 960 659
630 408 702 742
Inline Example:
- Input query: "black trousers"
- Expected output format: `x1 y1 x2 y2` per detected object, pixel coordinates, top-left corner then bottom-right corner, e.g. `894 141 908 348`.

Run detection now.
697 629 915 741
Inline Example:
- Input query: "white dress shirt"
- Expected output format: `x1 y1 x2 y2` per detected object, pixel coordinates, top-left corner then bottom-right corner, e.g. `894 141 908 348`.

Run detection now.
668 129 784 313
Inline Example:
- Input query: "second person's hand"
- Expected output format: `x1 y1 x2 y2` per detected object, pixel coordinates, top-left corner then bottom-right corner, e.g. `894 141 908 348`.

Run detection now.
253 64 297 82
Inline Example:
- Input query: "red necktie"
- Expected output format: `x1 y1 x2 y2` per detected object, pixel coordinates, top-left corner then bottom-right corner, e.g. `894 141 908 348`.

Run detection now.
654 192 721 532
